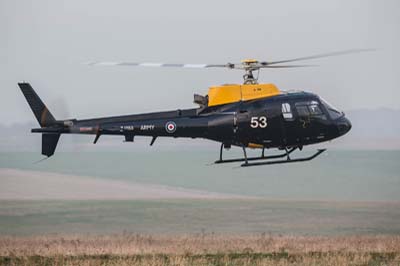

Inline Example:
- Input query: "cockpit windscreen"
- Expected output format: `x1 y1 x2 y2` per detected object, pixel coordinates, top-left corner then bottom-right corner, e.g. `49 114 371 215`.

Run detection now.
320 98 343 120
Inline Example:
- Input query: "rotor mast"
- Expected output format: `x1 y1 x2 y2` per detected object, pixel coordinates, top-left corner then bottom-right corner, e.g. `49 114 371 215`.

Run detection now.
240 59 260 84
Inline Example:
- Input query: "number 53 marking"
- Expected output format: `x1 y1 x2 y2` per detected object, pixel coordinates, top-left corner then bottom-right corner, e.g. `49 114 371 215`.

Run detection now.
250 116 267 128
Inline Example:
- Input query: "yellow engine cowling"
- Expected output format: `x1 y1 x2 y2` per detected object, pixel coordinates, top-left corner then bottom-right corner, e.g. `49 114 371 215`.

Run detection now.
207 83 281 107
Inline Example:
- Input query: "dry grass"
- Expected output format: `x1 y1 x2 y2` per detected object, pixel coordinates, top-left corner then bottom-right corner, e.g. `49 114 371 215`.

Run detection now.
1 234 400 265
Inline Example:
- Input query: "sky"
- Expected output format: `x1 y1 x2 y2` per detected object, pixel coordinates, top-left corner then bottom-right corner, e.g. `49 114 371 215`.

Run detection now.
1 0 399 125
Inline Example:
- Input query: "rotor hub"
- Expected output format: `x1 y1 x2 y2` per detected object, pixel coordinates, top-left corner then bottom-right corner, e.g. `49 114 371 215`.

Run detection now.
241 60 260 84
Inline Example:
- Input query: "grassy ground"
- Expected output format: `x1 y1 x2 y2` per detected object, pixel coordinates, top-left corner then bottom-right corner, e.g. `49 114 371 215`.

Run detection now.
2 199 400 264
1 234 400 266
2 253 399 266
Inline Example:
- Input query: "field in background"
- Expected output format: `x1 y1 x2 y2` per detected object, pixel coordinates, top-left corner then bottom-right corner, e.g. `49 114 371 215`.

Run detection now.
1 234 399 266
1 150 400 265
1 199 400 236
1 150 400 202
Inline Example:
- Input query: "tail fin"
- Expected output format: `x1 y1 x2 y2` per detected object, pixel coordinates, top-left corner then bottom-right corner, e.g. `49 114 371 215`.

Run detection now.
18 82 56 127
42 133 60 157
19 83 60 157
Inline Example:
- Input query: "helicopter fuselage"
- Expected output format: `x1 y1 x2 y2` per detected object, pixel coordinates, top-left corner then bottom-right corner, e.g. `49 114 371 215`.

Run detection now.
39 91 351 150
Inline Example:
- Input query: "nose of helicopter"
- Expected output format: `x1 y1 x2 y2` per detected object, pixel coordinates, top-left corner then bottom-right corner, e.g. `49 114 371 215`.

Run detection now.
336 116 352 136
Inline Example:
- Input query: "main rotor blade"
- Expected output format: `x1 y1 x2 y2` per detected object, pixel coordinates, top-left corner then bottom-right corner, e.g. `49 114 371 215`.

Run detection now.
86 62 230 68
261 64 317 68
86 49 374 70
261 48 375 66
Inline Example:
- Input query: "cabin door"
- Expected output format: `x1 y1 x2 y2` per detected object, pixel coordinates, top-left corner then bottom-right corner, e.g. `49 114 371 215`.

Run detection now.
280 102 299 146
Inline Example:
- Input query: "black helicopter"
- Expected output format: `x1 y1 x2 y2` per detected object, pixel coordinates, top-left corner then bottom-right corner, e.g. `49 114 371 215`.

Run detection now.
20 50 367 167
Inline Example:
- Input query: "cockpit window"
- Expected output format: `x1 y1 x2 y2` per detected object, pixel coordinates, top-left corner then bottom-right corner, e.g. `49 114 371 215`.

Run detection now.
320 98 343 120
295 101 326 120
308 102 322 115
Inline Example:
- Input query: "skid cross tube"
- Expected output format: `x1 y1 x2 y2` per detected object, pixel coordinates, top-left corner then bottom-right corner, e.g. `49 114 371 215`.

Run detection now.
241 149 326 167
215 145 297 164
242 145 248 165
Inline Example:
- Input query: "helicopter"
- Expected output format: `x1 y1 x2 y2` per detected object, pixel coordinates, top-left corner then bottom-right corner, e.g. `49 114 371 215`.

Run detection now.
19 49 369 167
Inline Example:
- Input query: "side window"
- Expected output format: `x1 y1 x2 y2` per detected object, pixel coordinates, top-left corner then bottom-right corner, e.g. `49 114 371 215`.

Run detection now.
296 101 326 120
296 104 310 117
281 103 294 121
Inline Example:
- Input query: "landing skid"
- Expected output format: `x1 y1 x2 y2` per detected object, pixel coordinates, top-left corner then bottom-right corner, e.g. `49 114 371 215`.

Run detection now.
241 149 326 167
215 147 297 164
215 143 326 167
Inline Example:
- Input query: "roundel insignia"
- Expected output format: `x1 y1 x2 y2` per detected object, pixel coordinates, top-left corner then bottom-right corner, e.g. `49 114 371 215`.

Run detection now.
165 121 177 133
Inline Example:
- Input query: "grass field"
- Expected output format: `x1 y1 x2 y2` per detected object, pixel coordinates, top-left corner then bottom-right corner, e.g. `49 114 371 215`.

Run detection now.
1 199 400 265
1 234 400 265
1 161 400 265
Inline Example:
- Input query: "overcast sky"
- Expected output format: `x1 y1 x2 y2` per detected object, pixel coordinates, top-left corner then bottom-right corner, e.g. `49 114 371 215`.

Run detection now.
1 0 399 125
